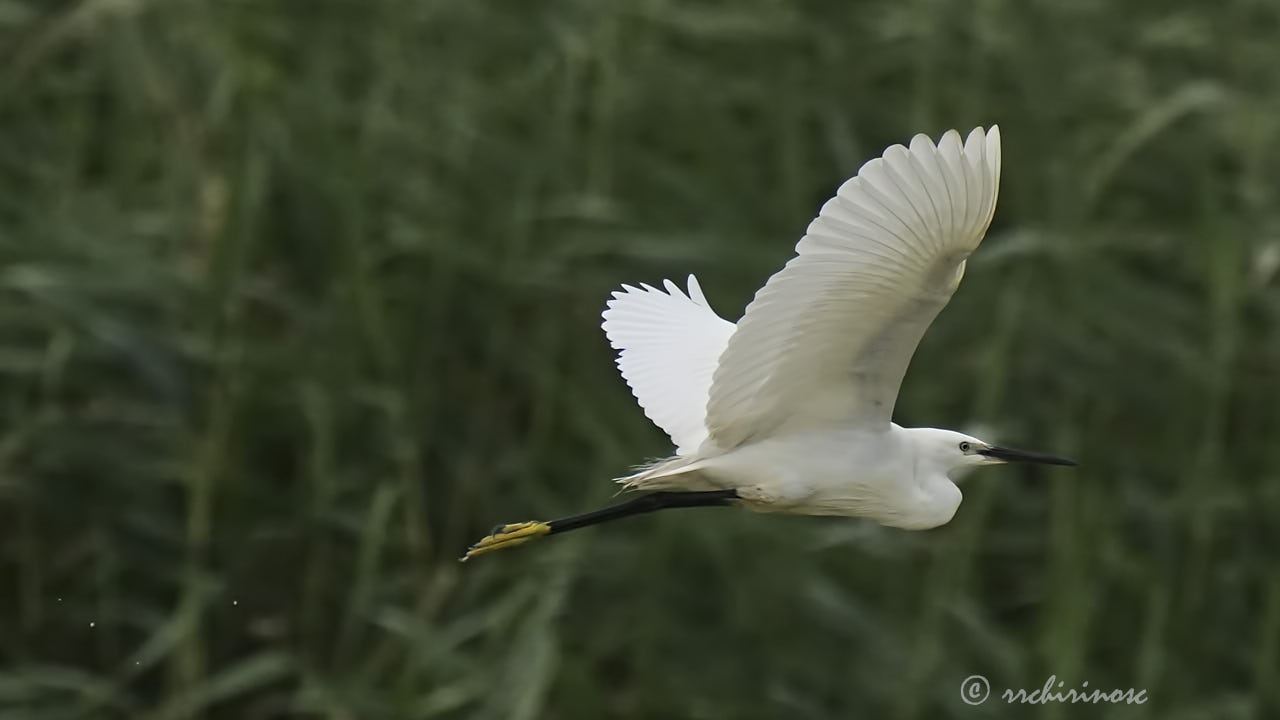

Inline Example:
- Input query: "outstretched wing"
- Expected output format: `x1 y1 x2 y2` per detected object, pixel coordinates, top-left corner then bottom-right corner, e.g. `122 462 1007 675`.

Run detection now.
602 275 736 455
704 126 1002 449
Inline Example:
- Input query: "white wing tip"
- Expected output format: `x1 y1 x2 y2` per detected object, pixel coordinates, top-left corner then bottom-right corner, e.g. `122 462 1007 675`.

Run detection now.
601 275 708 306
860 123 1001 171
935 125 999 147
685 274 710 306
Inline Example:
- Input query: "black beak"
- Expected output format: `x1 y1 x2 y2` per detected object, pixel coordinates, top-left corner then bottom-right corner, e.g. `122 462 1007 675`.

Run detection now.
979 446 1077 466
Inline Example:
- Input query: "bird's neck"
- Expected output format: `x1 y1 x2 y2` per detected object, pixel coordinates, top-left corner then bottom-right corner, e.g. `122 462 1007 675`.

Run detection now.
896 426 965 528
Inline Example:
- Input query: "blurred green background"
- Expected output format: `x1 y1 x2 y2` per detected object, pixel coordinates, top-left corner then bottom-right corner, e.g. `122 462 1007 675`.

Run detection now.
3 0 1280 718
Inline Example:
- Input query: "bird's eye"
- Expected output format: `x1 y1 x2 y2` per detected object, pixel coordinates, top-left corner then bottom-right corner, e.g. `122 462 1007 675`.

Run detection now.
959 442 971 452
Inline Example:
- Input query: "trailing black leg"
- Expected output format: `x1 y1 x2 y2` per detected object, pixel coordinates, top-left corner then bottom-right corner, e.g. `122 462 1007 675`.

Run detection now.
461 490 739 561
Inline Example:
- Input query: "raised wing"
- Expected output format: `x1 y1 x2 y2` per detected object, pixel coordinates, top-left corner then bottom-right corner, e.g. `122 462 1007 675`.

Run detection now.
602 275 736 455
704 126 1002 449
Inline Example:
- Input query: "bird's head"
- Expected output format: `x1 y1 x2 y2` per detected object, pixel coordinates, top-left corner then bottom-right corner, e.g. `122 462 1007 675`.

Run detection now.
912 428 1077 477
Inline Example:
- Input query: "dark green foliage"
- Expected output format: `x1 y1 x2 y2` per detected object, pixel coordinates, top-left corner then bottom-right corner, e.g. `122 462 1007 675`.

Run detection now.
2 1 1279 718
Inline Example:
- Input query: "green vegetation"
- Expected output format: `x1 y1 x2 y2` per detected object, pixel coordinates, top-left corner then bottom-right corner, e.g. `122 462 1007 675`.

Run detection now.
2 1 1279 717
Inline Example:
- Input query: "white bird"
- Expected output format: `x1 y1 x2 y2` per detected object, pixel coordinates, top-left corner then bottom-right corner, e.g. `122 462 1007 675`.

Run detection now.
464 125 1074 561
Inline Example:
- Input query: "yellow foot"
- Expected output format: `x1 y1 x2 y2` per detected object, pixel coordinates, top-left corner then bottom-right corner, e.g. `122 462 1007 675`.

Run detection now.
461 521 551 561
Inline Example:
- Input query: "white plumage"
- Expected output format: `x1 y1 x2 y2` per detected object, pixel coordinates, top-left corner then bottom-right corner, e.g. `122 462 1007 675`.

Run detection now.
464 125 1074 560
601 276 735 456
598 126 1072 530
704 127 1001 446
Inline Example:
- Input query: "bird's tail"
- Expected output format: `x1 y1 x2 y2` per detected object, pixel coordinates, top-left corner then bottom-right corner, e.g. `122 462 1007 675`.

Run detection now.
613 453 719 492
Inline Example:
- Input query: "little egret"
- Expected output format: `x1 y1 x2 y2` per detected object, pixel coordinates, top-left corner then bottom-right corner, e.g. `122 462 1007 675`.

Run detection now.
464 125 1075 561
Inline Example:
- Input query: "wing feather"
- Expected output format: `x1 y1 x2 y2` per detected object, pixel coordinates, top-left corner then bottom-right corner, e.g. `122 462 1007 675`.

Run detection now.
602 275 736 455
703 126 1002 449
